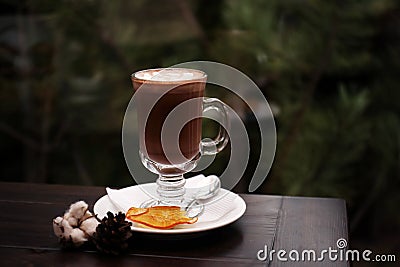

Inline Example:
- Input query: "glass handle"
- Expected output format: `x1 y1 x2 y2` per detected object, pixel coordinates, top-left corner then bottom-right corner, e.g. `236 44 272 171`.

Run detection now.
201 97 229 155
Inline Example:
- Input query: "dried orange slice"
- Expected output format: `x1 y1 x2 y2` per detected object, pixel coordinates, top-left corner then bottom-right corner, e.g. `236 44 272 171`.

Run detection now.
126 206 198 229
126 207 148 216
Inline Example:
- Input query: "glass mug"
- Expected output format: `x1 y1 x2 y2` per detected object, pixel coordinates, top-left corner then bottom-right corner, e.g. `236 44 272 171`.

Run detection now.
131 68 229 214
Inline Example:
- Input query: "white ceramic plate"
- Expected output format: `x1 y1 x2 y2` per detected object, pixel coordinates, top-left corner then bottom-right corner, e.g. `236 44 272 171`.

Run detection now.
93 183 246 234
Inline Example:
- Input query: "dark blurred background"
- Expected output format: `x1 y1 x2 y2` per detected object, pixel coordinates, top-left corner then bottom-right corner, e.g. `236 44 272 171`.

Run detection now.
0 0 399 265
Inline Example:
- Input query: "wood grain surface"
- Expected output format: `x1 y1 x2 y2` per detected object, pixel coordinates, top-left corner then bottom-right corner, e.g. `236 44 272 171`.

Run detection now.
0 182 348 266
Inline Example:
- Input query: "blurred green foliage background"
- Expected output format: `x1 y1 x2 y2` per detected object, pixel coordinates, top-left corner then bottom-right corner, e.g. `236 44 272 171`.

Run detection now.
0 0 399 265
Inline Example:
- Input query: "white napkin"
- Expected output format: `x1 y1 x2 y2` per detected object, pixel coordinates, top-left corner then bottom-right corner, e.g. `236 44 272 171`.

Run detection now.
106 187 135 212
106 175 238 223
196 192 238 222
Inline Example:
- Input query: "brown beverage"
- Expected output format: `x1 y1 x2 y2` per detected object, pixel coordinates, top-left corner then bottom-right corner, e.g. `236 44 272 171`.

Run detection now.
132 68 206 166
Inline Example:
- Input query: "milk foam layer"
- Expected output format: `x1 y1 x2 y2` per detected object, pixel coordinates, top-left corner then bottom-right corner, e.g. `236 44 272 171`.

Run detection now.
135 68 205 82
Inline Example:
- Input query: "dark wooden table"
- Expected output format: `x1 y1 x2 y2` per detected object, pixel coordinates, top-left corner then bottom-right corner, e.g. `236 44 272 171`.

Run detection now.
0 182 349 266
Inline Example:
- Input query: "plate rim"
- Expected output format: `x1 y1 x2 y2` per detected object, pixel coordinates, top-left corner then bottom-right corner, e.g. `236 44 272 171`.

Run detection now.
93 184 246 234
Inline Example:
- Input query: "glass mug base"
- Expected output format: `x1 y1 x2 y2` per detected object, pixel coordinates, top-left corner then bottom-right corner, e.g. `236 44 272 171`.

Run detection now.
140 198 204 219
139 151 204 217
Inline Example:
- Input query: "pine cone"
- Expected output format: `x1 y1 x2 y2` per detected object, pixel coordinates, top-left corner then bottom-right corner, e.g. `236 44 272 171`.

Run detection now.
92 211 133 255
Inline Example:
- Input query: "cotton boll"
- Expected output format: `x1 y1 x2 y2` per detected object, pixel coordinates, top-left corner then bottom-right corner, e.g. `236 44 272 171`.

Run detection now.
64 212 78 227
53 217 64 238
61 217 74 237
53 201 101 248
68 201 89 220
80 217 99 236
70 228 88 246
80 210 93 221
53 216 73 239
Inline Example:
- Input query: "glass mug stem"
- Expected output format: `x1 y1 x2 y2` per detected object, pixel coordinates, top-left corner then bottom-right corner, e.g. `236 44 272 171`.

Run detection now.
156 175 186 202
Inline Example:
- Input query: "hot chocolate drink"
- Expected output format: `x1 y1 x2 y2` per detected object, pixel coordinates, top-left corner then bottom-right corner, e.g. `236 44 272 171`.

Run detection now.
132 68 206 167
